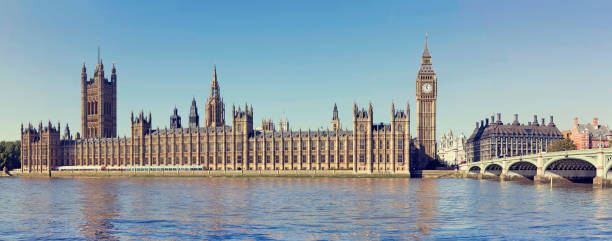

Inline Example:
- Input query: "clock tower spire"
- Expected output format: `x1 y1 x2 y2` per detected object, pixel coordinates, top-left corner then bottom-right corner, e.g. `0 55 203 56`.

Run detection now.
415 33 437 168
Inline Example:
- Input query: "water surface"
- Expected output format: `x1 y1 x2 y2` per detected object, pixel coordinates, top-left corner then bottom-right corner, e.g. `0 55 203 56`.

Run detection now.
1 177 611 240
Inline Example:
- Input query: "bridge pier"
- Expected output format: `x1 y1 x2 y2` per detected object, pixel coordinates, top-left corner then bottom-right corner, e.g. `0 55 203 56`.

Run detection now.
533 154 546 183
500 169 508 181
593 150 607 187
500 160 508 181
479 163 486 179
534 168 546 182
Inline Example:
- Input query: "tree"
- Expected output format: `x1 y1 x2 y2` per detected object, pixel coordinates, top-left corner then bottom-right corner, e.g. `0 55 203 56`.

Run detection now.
547 138 576 152
0 141 21 171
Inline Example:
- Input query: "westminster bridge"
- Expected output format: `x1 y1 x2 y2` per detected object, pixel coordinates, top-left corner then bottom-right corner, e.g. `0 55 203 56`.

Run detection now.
460 148 612 185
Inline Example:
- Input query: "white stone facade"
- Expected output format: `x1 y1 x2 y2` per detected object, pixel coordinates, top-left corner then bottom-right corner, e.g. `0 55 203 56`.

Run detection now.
437 130 467 166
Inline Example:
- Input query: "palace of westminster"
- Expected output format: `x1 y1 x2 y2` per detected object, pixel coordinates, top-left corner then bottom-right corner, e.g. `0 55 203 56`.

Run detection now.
20 38 439 174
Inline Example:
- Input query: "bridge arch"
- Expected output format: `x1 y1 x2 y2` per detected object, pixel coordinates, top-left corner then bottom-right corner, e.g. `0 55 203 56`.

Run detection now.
543 157 597 183
506 158 537 170
605 159 612 179
507 161 537 180
468 166 481 174
484 163 502 176
543 156 598 170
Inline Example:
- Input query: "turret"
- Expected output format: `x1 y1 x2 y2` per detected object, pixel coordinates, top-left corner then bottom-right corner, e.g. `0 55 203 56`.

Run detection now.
81 61 88 139
331 103 340 131
170 107 182 129
353 102 372 133
332 103 339 120
391 100 410 134
262 118 275 132
63 124 71 140
189 98 199 128
367 101 373 119
232 102 253 135
81 61 87 82
132 110 152 136
406 101 410 124
111 63 117 83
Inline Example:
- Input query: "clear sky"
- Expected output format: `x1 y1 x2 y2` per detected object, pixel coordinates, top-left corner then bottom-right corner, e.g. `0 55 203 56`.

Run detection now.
1 0 611 141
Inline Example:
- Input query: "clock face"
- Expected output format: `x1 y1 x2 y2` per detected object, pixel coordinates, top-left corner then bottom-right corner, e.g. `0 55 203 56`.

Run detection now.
422 83 433 94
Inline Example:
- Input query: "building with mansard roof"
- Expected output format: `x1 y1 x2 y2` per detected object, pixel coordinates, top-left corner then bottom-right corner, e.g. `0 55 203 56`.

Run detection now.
466 113 563 163
20 37 439 174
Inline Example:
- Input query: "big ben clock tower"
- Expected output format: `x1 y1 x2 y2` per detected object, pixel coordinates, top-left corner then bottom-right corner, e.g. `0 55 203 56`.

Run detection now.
416 33 437 167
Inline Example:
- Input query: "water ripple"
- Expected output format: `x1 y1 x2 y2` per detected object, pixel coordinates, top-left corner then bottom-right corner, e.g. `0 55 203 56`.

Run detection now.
1 177 611 240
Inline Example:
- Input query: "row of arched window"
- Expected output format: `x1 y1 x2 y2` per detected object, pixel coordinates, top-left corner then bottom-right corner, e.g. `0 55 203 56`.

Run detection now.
87 101 113 115
87 128 97 137
87 101 98 115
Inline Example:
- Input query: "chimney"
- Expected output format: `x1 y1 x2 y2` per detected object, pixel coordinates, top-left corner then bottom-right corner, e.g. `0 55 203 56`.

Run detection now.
542 118 545 126
533 115 538 126
497 113 502 124
486 118 489 126
513 114 519 125
476 122 479 128
549 116 555 126
574 117 579 128
491 115 495 124
593 118 599 127
480 120 484 128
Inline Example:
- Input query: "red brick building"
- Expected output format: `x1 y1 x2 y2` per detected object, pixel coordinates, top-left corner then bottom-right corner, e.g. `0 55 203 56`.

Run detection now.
570 118 612 150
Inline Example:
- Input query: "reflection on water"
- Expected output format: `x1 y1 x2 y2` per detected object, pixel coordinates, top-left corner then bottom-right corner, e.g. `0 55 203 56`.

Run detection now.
1 177 612 240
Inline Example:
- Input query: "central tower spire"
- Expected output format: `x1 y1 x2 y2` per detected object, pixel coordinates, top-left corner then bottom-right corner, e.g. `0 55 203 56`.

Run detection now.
205 65 225 127
211 64 220 97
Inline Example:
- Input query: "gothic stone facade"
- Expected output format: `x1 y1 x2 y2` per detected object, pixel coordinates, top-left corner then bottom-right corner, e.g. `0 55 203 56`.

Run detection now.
81 60 117 139
415 34 437 168
20 43 439 173
466 113 563 163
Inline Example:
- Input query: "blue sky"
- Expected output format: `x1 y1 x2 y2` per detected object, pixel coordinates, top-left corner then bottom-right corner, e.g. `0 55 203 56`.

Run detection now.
1 0 611 141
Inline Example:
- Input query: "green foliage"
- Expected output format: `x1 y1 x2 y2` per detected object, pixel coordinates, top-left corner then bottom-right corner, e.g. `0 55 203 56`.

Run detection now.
547 138 577 152
0 141 21 171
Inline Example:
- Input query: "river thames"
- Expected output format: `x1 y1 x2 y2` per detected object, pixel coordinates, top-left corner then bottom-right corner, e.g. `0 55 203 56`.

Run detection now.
1 177 611 240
